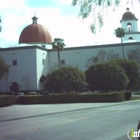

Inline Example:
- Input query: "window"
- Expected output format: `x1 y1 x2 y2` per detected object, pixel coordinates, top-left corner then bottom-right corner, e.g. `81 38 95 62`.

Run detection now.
42 59 45 65
12 60 17 66
61 60 65 65
127 22 132 32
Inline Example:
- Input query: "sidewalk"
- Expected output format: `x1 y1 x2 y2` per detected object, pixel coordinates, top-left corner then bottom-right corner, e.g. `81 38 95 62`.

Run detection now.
0 98 140 122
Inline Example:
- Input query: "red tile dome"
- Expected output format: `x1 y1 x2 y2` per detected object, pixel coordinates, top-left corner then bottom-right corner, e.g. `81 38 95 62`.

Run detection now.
19 16 52 44
122 8 136 20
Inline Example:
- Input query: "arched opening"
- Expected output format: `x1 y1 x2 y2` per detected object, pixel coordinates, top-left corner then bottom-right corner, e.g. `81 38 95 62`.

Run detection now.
128 37 133 40
9 82 19 94
127 22 132 32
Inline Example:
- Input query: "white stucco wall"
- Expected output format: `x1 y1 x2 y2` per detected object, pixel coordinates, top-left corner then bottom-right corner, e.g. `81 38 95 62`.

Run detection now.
36 48 48 90
0 47 37 92
121 19 140 42
123 33 140 41
0 43 140 92
121 19 138 32
48 42 140 71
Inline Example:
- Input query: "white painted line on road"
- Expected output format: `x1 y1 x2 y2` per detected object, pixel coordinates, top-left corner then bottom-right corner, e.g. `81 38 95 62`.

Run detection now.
57 116 90 125
75 116 90 121
112 110 123 114
57 110 123 125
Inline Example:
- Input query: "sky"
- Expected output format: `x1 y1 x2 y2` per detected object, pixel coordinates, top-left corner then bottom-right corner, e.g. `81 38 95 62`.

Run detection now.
0 0 140 48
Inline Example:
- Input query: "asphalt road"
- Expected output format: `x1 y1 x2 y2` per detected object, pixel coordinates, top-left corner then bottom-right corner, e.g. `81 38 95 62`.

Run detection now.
0 101 140 140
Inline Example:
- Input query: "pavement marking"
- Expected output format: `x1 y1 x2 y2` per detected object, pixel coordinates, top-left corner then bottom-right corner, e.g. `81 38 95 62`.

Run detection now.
0 127 40 138
75 116 90 121
57 116 90 125
112 110 123 114
57 110 123 125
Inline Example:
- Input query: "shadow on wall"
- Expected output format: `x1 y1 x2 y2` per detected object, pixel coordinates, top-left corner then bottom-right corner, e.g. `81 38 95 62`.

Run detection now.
39 52 49 90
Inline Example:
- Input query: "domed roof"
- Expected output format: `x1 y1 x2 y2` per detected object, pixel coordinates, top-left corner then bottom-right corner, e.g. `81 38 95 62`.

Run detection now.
19 16 52 44
122 8 136 20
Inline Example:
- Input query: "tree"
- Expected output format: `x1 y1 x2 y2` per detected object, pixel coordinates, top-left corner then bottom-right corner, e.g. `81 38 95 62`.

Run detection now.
71 0 138 33
51 38 65 69
85 50 107 67
85 61 129 92
40 75 46 90
45 66 88 93
127 47 140 67
21 76 34 91
0 55 10 80
107 50 120 60
111 59 140 89
85 49 120 67
115 27 125 58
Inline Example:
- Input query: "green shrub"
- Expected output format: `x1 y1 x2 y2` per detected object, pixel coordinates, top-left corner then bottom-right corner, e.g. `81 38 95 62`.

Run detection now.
16 92 125 104
0 55 10 81
45 66 88 93
111 59 140 90
125 91 132 100
0 95 16 107
85 61 129 92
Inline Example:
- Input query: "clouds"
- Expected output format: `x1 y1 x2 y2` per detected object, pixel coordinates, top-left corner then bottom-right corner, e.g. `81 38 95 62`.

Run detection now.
0 0 28 46
0 0 140 48
0 0 96 47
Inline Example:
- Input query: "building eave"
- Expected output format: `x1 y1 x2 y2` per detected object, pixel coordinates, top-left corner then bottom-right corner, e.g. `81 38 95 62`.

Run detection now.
48 42 140 52
0 45 49 52
0 42 140 52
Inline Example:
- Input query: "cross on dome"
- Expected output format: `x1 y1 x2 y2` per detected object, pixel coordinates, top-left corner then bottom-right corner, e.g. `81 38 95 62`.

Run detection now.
32 13 38 24
126 7 130 12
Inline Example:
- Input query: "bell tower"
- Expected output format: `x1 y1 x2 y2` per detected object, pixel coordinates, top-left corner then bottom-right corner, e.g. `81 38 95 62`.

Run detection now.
120 8 140 42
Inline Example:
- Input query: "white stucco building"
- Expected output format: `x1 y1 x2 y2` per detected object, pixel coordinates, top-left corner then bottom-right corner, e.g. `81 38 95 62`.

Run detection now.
0 8 140 92
121 8 140 42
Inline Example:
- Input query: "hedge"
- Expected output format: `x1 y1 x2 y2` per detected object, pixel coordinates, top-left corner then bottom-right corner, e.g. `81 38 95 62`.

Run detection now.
16 92 125 104
0 95 16 107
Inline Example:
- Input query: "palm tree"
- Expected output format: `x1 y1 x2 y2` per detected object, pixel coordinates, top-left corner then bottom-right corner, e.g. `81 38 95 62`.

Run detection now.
115 27 125 58
52 38 65 69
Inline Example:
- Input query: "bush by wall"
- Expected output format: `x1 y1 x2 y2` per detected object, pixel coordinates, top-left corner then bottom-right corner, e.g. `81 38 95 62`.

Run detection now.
85 61 129 92
45 66 88 93
0 95 16 107
16 92 125 104
110 59 140 90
